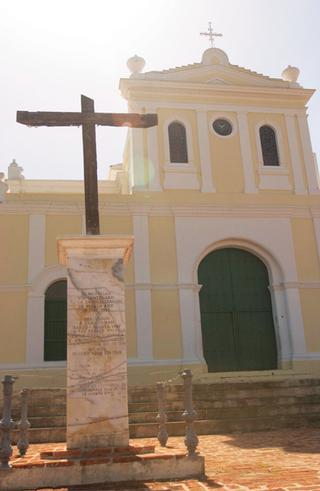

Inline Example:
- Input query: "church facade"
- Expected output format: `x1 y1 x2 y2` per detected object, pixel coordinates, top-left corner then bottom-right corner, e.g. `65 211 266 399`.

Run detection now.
1 47 320 388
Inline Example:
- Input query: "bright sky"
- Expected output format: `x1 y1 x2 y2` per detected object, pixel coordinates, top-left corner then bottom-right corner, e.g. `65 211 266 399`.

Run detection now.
0 0 319 180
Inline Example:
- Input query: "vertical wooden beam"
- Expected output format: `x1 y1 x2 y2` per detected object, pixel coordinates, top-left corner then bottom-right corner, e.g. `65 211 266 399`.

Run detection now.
81 95 100 235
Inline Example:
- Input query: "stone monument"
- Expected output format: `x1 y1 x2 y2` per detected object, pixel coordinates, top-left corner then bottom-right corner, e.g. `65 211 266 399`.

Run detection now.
57 236 132 449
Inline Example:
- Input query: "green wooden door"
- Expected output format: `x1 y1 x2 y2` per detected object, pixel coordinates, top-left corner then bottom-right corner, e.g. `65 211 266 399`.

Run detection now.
44 280 67 361
198 248 277 372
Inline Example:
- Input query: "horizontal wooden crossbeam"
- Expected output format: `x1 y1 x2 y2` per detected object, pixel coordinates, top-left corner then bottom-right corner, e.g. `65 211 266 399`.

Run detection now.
16 111 158 128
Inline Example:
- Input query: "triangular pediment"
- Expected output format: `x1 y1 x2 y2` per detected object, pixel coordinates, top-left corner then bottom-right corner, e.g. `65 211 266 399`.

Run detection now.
141 48 293 89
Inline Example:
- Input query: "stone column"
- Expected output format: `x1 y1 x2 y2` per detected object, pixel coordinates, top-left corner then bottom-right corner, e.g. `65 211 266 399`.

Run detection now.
58 235 133 450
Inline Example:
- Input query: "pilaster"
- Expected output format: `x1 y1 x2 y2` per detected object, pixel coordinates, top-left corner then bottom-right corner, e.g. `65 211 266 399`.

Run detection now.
237 112 257 193
196 110 215 192
284 114 307 194
133 215 153 361
147 125 162 191
297 114 320 194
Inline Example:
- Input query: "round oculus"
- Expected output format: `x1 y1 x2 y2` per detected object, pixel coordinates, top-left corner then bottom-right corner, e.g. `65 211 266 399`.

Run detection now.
212 118 233 136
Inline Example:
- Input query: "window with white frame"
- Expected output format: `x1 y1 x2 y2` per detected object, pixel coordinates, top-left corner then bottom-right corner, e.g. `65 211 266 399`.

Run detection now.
168 121 188 163
259 125 280 166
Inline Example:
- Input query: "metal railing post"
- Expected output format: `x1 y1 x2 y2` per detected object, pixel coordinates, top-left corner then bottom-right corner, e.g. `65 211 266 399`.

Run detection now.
17 388 30 456
156 382 168 447
0 375 16 469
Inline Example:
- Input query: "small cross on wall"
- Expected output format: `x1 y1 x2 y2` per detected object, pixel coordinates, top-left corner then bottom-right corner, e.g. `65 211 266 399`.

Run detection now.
200 22 222 48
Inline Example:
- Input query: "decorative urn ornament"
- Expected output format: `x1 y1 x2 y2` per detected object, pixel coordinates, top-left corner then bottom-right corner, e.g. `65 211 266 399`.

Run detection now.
281 65 300 83
127 54 146 74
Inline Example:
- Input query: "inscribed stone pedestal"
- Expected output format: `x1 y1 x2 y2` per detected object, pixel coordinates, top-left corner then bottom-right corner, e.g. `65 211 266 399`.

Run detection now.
57 236 133 450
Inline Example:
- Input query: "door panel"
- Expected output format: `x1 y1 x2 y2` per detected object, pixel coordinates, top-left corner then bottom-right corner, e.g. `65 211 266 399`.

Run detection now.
201 312 237 372
198 248 277 372
44 281 67 361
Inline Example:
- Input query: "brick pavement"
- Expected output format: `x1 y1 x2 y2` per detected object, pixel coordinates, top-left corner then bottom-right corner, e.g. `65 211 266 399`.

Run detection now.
11 428 320 491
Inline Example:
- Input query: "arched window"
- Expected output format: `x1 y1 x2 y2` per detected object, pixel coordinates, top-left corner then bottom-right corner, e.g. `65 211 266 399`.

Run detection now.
168 121 188 163
259 125 280 166
44 280 67 361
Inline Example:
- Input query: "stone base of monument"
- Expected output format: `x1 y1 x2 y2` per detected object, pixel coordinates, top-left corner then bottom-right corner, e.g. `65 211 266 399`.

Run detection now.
0 443 205 490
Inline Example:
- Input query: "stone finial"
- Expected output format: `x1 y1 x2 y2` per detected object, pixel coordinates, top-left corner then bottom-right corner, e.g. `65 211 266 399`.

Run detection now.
0 173 9 203
8 159 25 180
127 54 146 75
281 65 300 83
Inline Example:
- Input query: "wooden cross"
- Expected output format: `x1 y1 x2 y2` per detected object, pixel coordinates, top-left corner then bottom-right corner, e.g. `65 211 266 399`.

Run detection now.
17 95 158 235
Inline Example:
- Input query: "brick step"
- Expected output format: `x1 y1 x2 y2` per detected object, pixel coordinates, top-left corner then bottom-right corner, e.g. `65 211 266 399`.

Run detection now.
17 400 320 429
12 426 66 444
128 392 320 413
21 415 67 428
127 384 320 403
11 409 320 444
12 391 320 420
8 379 320 408
128 402 320 423
129 413 320 438
12 404 67 418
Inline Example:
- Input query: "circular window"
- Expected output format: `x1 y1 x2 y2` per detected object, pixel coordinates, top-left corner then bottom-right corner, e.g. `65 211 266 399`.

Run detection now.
212 118 233 136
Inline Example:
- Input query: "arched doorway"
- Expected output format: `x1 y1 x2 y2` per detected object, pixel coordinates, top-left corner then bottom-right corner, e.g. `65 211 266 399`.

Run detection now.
44 280 67 361
198 248 277 372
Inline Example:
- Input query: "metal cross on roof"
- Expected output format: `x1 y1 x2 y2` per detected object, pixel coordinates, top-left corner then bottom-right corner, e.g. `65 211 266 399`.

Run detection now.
200 22 222 48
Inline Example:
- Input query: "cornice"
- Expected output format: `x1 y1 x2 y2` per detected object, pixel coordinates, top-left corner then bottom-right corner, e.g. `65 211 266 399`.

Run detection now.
120 78 315 105
1 200 320 218
6 179 120 194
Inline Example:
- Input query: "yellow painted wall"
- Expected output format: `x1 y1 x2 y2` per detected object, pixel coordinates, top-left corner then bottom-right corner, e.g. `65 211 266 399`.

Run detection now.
100 215 134 283
149 216 177 283
0 291 27 363
291 218 320 280
45 215 82 266
0 215 29 284
299 289 320 351
151 289 182 359
208 111 244 193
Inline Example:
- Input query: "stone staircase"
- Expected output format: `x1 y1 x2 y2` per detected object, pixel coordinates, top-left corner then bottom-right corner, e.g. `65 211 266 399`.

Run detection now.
8 373 320 443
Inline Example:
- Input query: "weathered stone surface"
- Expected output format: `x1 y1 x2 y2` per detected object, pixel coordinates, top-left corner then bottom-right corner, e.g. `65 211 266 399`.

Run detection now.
58 235 133 450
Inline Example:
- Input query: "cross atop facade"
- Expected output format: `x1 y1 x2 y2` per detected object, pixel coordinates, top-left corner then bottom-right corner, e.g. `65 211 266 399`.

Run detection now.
17 95 158 235
200 22 222 48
